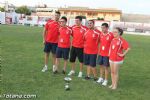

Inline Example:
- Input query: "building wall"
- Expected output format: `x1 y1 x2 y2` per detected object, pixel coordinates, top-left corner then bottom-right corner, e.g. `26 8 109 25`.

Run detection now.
33 7 121 21
34 12 53 16
0 12 5 24
59 10 121 21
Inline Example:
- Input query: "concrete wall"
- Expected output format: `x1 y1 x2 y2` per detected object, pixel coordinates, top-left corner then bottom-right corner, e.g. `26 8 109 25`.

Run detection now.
0 12 5 24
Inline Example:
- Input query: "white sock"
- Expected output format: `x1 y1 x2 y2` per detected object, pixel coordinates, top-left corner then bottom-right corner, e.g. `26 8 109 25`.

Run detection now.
104 80 108 82
44 65 48 68
53 65 58 70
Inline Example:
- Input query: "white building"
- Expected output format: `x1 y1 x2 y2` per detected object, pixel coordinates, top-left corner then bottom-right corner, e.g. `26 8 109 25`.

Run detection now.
0 1 15 12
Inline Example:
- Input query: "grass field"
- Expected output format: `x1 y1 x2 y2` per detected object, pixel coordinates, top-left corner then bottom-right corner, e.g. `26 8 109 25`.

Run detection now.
1 25 150 100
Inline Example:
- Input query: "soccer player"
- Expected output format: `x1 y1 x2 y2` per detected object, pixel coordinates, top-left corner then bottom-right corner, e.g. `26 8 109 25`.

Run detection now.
97 23 114 86
109 27 130 90
84 20 100 81
68 16 88 77
55 16 72 74
41 11 61 73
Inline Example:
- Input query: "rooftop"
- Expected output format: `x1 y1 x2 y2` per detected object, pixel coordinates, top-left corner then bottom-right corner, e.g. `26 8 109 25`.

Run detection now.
58 6 122 13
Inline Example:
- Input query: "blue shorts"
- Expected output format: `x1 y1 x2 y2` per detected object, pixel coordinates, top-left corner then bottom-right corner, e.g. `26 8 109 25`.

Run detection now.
97 55 110 67
69 46 83 63
44 42 58 54
84 54 97 67
56 47 70 60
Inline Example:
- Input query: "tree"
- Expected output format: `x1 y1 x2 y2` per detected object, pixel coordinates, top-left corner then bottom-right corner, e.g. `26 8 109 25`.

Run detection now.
15 6 31 15
0 7 5 12
97 17 104 20
80 16 86 19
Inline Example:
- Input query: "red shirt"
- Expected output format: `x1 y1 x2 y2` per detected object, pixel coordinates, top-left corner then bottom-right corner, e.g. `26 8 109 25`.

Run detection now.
72 25 88 48
58 26 72 48
109 37 129 61
84 29 100 54
99 32 114 56
45 20 60 43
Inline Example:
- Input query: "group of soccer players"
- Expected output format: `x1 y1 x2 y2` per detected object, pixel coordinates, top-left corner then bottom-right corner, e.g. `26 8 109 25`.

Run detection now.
41 11 130 90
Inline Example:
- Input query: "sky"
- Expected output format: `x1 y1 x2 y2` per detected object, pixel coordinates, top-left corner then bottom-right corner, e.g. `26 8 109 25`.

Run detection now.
0 0 150 15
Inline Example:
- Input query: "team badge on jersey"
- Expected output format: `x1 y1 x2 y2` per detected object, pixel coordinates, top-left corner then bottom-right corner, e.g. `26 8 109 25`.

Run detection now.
92 34 95 38
106 36 109 40
102 46 105 50
60 38 64 42
66 30 69 34
112 45 115 49
80 29 84 33
117 41 120 45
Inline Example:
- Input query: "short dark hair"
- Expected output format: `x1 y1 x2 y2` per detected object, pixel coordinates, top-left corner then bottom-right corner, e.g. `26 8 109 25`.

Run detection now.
55 11 61 15
75 16 82 21
115 27 123 36
61 16 67 22
89 20 95 24
102 23 109 28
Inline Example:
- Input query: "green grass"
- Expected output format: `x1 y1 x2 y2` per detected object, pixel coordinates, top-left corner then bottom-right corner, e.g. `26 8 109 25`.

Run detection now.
0 25 150 100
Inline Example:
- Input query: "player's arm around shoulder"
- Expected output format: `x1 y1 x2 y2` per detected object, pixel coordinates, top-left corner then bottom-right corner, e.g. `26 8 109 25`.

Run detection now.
69 26 74 36
94 29 101 42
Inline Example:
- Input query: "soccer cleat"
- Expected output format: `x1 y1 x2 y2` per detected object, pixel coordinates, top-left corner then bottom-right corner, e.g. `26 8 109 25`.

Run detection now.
93 77 98 81
53 70 58 74
62 70 66 74
42 66 48 72
102 80 108 86
96 77 104 83
84 76 91 80
68 70 75 76
78 72 82 77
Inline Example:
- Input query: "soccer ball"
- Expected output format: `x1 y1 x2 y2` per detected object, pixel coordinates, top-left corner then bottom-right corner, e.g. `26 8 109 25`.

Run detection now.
64 77 72 91
65 84 70 91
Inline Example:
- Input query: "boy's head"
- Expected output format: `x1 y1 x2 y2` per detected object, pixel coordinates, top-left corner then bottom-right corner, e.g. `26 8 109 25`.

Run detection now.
113 27 123 37
101 23 109 33
60 16 67 26
75 16 82 26
88 20 95 29
54 11 61 21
